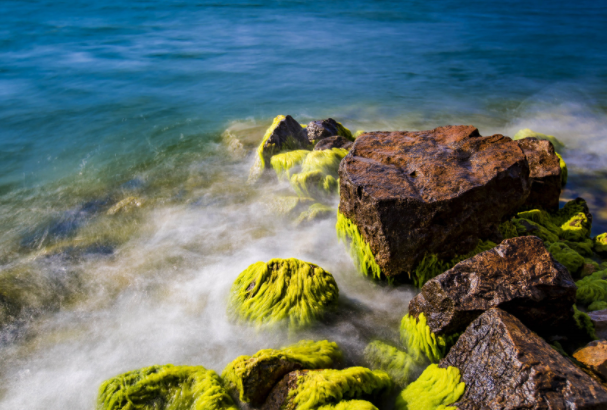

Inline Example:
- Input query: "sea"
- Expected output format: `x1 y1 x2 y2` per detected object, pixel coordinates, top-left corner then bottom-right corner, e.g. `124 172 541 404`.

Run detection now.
1 1 607 408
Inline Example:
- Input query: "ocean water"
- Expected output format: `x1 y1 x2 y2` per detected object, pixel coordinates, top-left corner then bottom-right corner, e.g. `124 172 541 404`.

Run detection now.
1 1 607 408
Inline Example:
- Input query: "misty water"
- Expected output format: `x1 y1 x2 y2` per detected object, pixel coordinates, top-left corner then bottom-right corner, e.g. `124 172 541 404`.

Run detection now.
1 1 607 408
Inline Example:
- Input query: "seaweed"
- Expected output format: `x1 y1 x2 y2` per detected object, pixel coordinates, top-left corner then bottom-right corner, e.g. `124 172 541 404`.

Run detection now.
548 242 585 275
573 304 597 340
317 400 379 410
295 203 335 226
556 152 568 186
227 258 339 329
287 367 392 410
588 301 607 311
336 211 382 280
576 270 607 306
97 364 237 410
595 233 607 255
363 340 421 388
394 364 465 410
400 313 447 364
271 150 312 179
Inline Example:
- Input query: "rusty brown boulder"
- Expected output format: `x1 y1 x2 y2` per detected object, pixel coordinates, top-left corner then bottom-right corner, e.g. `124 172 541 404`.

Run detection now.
441 308 607 409
408 236 577 336
574 340 607 381
314 135 353 151
338 125 531 278
516 137 562 211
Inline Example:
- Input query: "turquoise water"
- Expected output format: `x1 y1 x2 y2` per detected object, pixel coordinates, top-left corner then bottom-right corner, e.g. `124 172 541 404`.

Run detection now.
1 1 607 408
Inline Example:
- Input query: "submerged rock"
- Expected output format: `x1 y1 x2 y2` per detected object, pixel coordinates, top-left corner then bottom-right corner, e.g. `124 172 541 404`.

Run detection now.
314 135 353 151
222 340 342 407
516 137 562 211
338 125 530 278
97 364 237 410
409 235 577 337
574 340 607 381
227 258 339 329
261 367 391 410
440 308 607 409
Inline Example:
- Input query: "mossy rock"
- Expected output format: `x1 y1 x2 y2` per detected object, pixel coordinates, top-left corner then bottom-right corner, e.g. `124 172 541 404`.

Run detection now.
513 128 565 153
595 233 607 256
317 400 379 410
364 340 421 388
576 270 607 307
548 242 585 275
227 258 339 329
97 364 237 410
400 313 448 364
394 364 465 410
288 149 348 199
221 340 342 406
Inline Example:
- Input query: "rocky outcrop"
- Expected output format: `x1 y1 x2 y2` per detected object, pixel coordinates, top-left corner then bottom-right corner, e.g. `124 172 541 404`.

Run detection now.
314 135 353 151
305 118 341 143
440 308 607 409
589 309 607 340
408 236 577 336
574 340 607 381
338 125 531 278
516 137 562 211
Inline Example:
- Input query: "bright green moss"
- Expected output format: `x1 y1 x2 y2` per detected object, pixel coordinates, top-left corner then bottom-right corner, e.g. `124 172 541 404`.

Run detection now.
287 367 392 410
221 340 342 404
412 240 496 287
556 153 568 186
353 130 366 139
576 270 607 306
573 305 597 340
364 340 421 388
513 128 565 153
271 150 312 179
295 203 335 226
516 209 561 235
595 233 607 254
394 364 465 410
561 212 590 242
498 220 518 239
588 301 607 311
564 239 595 257
548 242 585 274
335 122 354 141
551 199 590 228
300 148 348 175
513 217 560 243
249 115 287 181
336 211 382 280
400 313 447 364
317 400 379 410
97 364 237 410
291 171 339 198
227 258 339 329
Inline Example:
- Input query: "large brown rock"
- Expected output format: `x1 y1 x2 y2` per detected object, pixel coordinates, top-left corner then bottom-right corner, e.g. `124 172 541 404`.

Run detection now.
408 236 577 336
516 137 562 211
574 340 607 381
338 125 531 277
440 308 607 409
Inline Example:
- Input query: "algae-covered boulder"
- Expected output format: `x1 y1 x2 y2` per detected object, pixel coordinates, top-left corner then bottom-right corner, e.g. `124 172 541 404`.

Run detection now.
364 341 420 388
596 233 607 256
290 148 347 199
338 125 530 279
408 236 577 337
222 340 342 407
97 364 237 410
576 269 607 308
440 308 607 409
261 367 392 410
516 137 562 211
249 115 311 183
227 258 339 329
314 136 353 151
394 364 464 410
304 118 353 145
513 128 565 153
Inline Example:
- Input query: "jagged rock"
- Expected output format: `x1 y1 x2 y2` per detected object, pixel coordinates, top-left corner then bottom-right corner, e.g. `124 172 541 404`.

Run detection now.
574 340 607 381
305 118 341 143
589 309 607 340
408 236 577 336
314 135 353 151
516 137 562 211
440 308 607 409
338 125 530 277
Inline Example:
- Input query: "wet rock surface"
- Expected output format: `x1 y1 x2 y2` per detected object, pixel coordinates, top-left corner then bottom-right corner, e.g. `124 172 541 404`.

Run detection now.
408 236 577 336
574 340 607 381
304 118 340 143
516 137 562 211
440 308 607 409
314 135 353 151
259 115 309 166
589 309 607 340
338 125 530 277
260 369 307 410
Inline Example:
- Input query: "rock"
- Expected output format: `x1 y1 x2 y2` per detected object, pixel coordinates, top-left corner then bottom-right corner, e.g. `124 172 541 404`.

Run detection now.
440 308 607 409
222 340 342 407
574 340 607 381
589 309 607 340
516 138 562 211
596 233 607 256
408 236 577 336
338 125 530 278
305 118 341 143
314 135 353 151
513 128 565 153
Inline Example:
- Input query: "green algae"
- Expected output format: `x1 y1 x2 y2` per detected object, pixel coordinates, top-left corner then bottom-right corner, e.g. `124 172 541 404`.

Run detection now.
317 400 379 410
263 195 315 216
364 340 420 388
588 301 607 311
221 340 342 404
400 313 447 364
548 242 586 274
394 364 465 410
287 367 392 410
595 233 607 255
412 240 496 288
576 270 607 306
249 115 286 181
291 171 339 198
271 150 312 179
556 153 568 186
513 128 565 153
227 258 339 329
300 148 348 176
335 122 354 141
573 304 597 340
498 220 518 239
336 211 382 280
295 203 335 226
353 130 366 139
97 364 237 410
